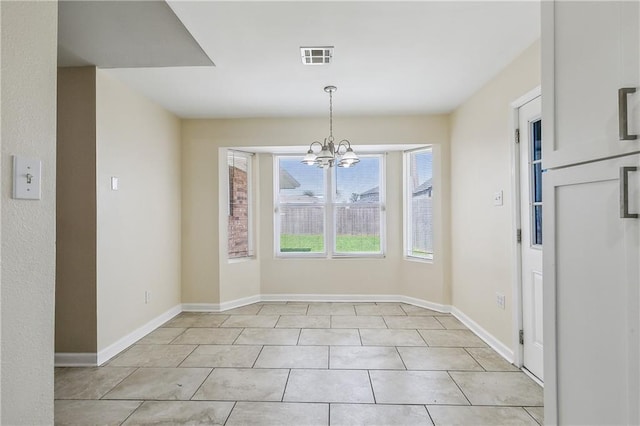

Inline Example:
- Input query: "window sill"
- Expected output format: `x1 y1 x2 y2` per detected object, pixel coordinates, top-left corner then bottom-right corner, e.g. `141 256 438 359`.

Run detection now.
404 255 434 264
275 254 386 260
228 256 256 264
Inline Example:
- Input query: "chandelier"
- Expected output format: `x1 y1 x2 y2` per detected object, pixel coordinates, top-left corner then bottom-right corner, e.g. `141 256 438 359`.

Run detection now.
301 85 360 168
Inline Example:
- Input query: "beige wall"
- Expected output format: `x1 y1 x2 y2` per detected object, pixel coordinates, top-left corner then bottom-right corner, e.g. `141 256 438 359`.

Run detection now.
182 115 450 304
56 67 97 353
450 40 540 349
96 70 182 351
0 1 57 423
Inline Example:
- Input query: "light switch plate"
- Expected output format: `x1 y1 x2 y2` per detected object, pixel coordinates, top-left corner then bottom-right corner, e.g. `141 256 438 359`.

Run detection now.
111 177 119 191
13 156 41 200
493 190 503 206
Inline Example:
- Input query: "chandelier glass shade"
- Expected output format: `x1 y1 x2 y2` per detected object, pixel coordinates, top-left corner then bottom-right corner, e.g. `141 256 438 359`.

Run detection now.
301 85 360 168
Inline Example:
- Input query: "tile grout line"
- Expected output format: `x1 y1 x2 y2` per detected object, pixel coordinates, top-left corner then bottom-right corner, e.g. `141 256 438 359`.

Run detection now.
462 347 486 372
251 345 265 368
231 328 245 345
280 369 292 402
446 370 472 406
176 342 199 368
366 370 377 404
523 407 543 426
99 367 140 400
222 401 237 426
117 400 145 426
394 346 409 370
417 328 430 347
381 315 389 329
434 316 446 329
423 404 436 425
399 303 409 315
187 367 215 401
167 327 188 345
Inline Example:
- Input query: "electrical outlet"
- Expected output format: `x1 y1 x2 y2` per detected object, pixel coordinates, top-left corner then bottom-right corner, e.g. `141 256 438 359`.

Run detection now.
144 291 151 304
496 292 505 309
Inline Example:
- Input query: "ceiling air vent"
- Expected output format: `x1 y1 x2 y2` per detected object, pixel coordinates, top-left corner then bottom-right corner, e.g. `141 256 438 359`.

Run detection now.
300 46 333 65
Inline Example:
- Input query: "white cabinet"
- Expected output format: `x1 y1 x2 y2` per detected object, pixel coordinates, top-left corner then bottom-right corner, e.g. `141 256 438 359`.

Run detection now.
543 154 640 425
544 1 640 423
542 1 640 169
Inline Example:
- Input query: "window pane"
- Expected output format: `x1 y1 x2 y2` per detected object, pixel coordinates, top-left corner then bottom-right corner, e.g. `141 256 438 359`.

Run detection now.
334 156 382 254
335 205 380 253
278 157 324 203
408 149 433 258
334 157 380 203
228 151 250 258
278 205 325 253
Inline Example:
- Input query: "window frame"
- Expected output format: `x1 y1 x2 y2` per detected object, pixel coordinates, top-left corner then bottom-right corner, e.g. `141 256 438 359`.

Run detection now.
403 146 434 261
227 149 255 260
274 153 386 259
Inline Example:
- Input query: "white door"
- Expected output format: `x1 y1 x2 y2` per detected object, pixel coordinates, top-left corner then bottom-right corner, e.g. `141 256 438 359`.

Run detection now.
518 96 543 381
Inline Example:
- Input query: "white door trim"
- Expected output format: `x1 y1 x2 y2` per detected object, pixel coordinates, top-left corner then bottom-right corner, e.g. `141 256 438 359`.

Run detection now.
509 85 541 368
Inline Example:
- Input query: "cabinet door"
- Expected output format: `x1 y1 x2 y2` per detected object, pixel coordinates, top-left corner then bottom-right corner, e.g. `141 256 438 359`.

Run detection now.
542 1 640 169
543 154 640 425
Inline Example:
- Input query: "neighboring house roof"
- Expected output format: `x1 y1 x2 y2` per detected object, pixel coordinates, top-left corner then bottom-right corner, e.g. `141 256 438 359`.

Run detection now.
279 169 301 189
358 186 380 202
413 178 433 196
360 186 379 197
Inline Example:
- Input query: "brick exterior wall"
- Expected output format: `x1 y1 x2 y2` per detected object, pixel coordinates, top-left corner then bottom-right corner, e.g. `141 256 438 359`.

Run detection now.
228 165 249 257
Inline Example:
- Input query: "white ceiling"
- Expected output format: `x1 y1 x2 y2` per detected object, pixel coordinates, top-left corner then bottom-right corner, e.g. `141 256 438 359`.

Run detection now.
88 1 540 118
58 1 214 68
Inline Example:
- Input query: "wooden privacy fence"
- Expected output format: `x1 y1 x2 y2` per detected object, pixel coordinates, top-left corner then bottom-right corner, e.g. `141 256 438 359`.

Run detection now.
278 197 433 250
412 197 433 253
279 204 379 235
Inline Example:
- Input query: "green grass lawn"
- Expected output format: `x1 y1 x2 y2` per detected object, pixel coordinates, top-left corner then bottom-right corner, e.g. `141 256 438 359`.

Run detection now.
280 234 380 253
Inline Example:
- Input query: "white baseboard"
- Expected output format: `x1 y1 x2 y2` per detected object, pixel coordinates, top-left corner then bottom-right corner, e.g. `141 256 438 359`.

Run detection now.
55 352 97 367
181 303 221 312
182 294 261 312
261 293 404 303
400 295 451 313
450 306 515 363
261 294 450 315
96 304 182 366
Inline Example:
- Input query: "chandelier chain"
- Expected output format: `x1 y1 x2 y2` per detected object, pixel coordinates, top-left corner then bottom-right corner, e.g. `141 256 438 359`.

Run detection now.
301 84 359 168
328 88 333 141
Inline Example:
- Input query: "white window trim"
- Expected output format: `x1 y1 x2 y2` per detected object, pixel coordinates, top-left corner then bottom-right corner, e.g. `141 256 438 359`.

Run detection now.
274 153 386 259
403 146 434 262
227 149 255 260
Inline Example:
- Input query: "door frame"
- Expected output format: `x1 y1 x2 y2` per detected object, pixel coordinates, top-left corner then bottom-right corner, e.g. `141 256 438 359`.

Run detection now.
509 86 541 373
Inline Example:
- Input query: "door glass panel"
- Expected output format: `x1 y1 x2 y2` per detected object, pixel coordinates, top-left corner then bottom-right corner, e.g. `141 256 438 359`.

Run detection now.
532 120 542 161
530 119 543 246
533 163 542 203
533 205 542 246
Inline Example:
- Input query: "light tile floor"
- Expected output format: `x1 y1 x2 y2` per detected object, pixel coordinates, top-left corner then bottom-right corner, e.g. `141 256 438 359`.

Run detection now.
55 302 543 425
